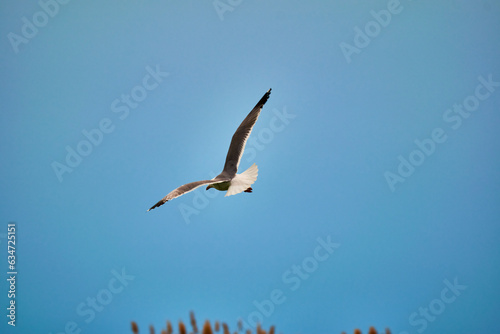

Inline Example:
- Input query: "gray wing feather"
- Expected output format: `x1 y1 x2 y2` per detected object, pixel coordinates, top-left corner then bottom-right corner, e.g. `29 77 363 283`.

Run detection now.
147 178 229 211
222 89 271 176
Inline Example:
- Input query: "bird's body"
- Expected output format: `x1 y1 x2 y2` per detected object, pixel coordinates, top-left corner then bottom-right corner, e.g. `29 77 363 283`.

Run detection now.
147 89 271 211
210 181 231 191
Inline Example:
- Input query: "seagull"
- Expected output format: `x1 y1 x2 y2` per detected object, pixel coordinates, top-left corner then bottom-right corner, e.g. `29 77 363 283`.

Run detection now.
147 88 272 211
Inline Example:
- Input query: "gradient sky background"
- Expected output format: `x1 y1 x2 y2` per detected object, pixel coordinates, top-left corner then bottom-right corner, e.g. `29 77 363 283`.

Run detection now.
1 1 499 333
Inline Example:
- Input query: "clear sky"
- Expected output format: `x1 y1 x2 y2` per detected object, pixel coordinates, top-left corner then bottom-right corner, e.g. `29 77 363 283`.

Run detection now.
1 1 499 333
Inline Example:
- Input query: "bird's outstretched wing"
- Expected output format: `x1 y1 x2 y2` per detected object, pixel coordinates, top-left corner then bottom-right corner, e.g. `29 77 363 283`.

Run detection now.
147 178 229 211
222 89 271 176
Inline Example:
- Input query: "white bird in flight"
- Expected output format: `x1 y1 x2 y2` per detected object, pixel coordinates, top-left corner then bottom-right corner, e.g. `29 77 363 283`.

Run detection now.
147 88 272 211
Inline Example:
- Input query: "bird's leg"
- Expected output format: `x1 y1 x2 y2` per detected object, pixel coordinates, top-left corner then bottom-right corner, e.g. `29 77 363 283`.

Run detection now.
244 187 253 193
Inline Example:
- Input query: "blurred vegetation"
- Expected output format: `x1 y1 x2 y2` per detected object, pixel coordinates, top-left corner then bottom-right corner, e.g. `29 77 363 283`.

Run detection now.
130 311 390 334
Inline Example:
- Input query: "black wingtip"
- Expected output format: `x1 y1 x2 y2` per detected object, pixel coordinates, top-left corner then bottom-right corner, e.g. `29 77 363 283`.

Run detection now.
147 199 168 212
256 89 272 108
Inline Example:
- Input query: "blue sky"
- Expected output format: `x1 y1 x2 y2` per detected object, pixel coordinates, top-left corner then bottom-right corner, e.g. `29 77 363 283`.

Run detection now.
1 1 499 333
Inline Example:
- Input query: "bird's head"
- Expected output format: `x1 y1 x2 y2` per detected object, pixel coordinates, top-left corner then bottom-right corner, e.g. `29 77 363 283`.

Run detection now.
206 184 213 191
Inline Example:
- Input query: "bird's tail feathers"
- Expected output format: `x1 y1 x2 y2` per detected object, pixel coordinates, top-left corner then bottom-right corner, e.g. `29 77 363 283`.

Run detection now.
225 163 258 197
